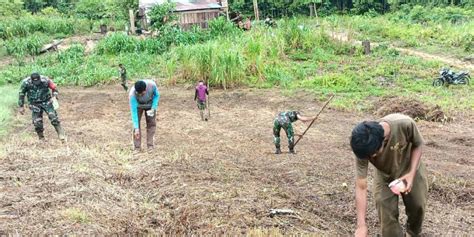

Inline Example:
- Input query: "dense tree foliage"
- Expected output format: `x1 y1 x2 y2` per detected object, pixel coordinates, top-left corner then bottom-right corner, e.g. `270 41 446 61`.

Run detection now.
1 0 471 19
229 0 473 17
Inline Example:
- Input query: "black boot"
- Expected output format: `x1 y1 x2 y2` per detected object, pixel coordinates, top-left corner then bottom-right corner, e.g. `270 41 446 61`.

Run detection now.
289 142 295 154
54 124 66 141
275 147 281 154
37 131 45 140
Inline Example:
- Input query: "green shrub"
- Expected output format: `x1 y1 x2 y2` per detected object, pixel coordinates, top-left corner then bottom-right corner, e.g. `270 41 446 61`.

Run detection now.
4 33 50 57
148 2 177 31
0 16 89 40
96 33 138 54
40 7 61 16
209 16 241 37
58 44 85 64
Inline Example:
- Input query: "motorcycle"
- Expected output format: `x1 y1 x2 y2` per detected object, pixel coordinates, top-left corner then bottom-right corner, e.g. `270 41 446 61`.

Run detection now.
432 68 470 86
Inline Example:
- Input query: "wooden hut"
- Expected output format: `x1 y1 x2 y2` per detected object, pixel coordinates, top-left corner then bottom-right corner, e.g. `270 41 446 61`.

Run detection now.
139 0 228 30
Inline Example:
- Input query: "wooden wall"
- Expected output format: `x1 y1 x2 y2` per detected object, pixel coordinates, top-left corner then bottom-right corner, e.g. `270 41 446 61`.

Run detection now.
178 10 222 30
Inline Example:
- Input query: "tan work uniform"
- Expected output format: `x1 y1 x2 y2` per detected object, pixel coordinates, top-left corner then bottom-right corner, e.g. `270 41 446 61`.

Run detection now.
356 114 428 237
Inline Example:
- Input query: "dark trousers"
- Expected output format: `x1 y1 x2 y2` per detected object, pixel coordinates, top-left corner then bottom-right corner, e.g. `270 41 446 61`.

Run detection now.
133 108 156 149
374 163 428 237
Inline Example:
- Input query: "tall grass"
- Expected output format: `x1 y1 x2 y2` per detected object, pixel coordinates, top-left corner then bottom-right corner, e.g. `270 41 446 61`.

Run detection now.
0 85 18 137
166 19 346 88
172 41 245 89
0 50 161 87
4 33 51 57
0 15 90 40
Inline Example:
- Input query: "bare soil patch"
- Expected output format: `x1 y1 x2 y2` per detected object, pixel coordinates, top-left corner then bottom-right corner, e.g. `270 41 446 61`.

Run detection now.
0 85 472 235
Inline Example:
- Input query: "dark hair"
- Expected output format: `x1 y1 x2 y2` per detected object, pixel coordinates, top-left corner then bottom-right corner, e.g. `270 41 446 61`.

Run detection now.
31 72 40 80
198 80 204 83
119 64 123 67
350 121 385 160
134 80 147 93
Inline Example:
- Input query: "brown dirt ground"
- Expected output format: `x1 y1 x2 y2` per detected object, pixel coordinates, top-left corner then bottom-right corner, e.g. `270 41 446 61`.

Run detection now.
0 85 472 235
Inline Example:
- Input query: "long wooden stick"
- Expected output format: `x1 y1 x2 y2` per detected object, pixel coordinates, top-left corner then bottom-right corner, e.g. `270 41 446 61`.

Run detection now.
207 93 210 119
294 94 335 147
207 81 210 119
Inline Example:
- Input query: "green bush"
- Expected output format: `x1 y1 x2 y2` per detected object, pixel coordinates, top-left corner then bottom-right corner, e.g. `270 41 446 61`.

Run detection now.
0 2 25 17
0 16 89 40
96 33 168 55
209 16 241 37
148 2 177 31
40 7 62 16
96 33 139 54
392 6 473 24
4 33 50 57
58 44 85 64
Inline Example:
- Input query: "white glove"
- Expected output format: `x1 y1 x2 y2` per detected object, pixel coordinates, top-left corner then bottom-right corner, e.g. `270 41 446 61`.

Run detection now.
146 109 155 117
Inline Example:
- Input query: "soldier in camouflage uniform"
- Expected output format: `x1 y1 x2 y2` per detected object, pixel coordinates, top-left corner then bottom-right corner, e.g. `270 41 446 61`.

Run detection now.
18 73 65 141
119 64 128 91
273 111 315 154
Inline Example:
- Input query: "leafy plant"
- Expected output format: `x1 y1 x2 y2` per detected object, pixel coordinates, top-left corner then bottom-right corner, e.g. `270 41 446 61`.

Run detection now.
58 44 85 64
4 33 50 57
148 2 177 31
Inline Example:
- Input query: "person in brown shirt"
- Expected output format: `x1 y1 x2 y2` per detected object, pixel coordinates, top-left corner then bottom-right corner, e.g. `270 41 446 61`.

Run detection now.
350 114 428 237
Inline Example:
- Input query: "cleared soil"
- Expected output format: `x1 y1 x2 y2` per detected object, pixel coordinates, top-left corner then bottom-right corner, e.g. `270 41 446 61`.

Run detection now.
0 85 472 235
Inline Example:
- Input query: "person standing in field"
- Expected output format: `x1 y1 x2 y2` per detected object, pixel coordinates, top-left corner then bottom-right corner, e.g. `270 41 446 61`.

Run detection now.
119 64 128 91
18 72 66 141
194 80 209 121
129 80 160 152
350 113 428 237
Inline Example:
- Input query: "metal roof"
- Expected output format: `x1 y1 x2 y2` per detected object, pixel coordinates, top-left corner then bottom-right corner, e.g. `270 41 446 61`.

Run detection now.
139 0 223 12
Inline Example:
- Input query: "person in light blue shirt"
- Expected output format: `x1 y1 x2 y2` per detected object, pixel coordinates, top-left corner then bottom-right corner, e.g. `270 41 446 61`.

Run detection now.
129 80 160 151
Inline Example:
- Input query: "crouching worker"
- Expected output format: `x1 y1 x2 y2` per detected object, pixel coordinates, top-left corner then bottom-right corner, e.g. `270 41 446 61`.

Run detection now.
18 72 65 141
129 80 160 151
273 111 315 154
350 113 428 237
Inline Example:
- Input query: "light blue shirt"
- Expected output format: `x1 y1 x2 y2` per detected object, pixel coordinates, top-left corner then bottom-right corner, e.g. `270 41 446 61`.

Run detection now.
129 80 160 129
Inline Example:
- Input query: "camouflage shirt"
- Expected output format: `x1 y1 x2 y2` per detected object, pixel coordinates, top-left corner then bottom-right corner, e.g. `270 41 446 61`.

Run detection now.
275 111 299 126
18 76 58 106
119 67 127 80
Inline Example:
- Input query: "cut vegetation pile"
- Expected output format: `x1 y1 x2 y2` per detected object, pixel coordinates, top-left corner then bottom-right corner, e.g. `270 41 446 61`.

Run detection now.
374 97 450 122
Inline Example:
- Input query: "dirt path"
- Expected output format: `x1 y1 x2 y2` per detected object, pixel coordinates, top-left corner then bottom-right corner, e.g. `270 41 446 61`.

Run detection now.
330 31 474 71
0 85 472 235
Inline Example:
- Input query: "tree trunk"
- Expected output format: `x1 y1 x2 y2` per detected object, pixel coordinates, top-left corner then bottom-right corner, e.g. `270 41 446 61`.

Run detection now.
253 0 259 21
314 3 318 19
129 9 136 35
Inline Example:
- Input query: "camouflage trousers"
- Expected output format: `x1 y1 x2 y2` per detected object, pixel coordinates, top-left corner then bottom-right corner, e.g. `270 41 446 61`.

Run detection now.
121 77 128 91
196 100 206 110
273 119 294 149
30 101 60 134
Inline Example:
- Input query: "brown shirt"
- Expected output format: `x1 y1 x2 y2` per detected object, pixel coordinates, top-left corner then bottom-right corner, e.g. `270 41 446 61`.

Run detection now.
356 114 424 179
